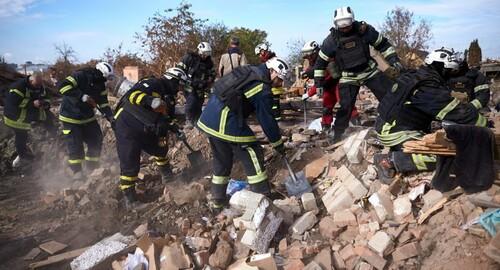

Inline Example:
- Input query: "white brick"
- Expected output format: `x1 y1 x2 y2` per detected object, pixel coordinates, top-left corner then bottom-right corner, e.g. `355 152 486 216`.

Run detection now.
291 211 317 235
301 192 318 213
368 192 394 222
393 196 412 221
368 231 393 256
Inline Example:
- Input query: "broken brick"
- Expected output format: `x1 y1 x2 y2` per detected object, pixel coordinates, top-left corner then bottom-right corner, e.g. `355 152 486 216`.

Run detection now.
339 244 356 261
392 242 420 261
333 209 357 227
353 246 387 270
319 216 345 239
368 231 393 256
291 211 317 235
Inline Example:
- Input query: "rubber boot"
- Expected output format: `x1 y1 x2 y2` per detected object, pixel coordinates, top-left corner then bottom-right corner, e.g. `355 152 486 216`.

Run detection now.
374 153 396 184
159 165 174 184
249 181 271 197
123 187 143 209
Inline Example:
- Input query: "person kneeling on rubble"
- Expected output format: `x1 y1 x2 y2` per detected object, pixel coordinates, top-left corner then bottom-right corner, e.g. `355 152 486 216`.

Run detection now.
374 47 488 183
114 67 190 206
3 71 56 169
197 57 289 211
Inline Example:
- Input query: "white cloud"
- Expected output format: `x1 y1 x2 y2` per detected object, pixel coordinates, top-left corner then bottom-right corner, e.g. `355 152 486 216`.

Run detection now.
3 52 13 59
0 0 37 18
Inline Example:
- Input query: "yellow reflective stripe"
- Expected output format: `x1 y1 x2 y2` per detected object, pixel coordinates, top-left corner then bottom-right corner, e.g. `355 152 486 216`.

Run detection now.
212 175 230 184
39 109 46 121
247 172 267 184
272 105 278 109
246 147 262 174
59 115 96 124
471 99 482 109
9 89 24 97
197 120 257 143
129 91 142 104
100 90 108 95
114 108 124 119
381 46 396 58
244 84 263 98
66 76 77 86
60 85 73 94
85 156 99 162
62 129 71 135
412 154 427 170
154 157 169 166
271 139 283 148
422 155 436 163
136 93 147 104
474 84 489 93
436 98 460 120
381 120 395 135
68 159 84 164
98 103 110 108
476 114 487 127
152 92 161 97
271 87 284 95
3 116 31 130
373 33 383 47
120 184 135 190
19 98 30 108
219 106 230 134
120 175 137 181
319 50 329 61
314 70 326 77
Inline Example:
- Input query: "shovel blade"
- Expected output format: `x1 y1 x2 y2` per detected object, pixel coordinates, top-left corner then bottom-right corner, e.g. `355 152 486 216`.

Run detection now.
187 151 204 167
284 170 312 197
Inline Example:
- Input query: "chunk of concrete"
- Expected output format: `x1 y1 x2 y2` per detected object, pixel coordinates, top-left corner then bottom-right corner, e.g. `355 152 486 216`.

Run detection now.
305 156 329 180
368 231 393 256
342 129 370 164
422 190 443 212
368 191 394 222
291 211 317 235
393 196 412 221
301 192 318 213
322 187 355 215
230 190 265 212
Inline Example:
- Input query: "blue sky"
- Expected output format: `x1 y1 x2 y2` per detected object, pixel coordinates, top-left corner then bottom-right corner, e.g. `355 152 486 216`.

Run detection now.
1 0 499 65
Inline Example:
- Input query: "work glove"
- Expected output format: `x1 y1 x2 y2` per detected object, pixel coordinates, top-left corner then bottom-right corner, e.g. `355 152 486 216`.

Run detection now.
151 98 167 114
316 87 324 98
383 66 400 81
302 93 310 101
274 143 285 157
81 94 96 108
33 99 49 109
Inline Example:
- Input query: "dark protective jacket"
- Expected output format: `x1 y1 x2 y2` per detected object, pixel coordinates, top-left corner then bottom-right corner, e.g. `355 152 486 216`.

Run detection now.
313 21 399 86
197 64 283 147
58 68 113 124
114 77 178 132
376 65 487 147
177 52 216 93
447 67 490 110
3 77 50 130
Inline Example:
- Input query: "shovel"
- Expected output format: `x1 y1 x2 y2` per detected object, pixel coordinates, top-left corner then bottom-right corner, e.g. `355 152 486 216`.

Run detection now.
180 138 204 166
303 100 307 128
283 156 312 197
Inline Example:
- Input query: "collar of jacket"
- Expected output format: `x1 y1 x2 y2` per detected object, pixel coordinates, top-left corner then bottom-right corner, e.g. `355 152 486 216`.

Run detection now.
228 47 241 55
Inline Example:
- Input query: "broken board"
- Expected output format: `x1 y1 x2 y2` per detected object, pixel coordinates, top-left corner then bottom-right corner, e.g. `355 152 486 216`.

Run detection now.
39 240 68 255
29 247 87 269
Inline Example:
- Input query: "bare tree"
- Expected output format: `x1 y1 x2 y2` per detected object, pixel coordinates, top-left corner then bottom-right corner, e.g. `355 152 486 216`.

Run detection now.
285 38 305 69
381 7 432 68
54 42 77 63
468 39 482 67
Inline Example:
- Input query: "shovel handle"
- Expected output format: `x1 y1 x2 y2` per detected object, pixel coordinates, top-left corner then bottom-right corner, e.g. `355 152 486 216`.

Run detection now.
283 156 299 183
181 138 195 153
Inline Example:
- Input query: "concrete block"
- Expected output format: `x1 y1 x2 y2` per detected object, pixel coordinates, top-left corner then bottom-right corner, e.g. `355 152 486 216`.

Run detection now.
230 190 265 212
368 192 394 222
291 211 317 235
422 190 443 211
337 166 368 200
333 209 357 227
343 129 370 164
301 192 318 213
393 196 412 221
368 231 393 256
322 187 355 215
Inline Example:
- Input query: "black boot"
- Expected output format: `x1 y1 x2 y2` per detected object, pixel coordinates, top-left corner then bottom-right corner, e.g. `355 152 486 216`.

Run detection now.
249 181 271 197
374 153 396 184
123 187 141 209
159 165 174 184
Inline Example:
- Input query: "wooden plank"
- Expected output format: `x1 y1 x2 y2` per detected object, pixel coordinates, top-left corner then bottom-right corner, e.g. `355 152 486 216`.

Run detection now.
29 247 87 269
418 197 449 224
24 248 41 261
39 240 67 255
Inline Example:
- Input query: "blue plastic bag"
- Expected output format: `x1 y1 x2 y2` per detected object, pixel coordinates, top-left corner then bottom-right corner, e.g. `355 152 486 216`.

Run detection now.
226 179 248 196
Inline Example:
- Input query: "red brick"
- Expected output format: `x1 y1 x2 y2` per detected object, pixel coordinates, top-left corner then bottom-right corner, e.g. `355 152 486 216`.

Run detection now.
353 246 387 270
392 242 420 261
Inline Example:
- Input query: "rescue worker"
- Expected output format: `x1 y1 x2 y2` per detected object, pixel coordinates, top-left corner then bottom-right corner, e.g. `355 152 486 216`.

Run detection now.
218 37 248 77
3 71 55 169
301 40 359 131
114 67 189 205
58 62 115 180
255 43 276 63
177 42 216 127
374 47 488 183
314 6 403 141
197 57 289 210
447 55 490 112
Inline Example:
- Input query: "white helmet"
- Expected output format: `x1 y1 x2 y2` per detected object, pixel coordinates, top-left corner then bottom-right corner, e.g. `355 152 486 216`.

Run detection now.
266 57 289 80
424 47 459 70
333 6 355 28
164 67 188 83
301 40 320 56
254 43 269 55
197 42 212 56
96 62 114 79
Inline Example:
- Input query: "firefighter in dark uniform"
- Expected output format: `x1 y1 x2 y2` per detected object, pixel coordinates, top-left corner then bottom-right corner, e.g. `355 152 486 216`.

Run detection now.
197 57 289 209
254 44 282 120
177 42 216 128
58 62 115 180
3 72 55 169
374 48 488 183
448 56 490 112
314 6 403 141
113 67 189 205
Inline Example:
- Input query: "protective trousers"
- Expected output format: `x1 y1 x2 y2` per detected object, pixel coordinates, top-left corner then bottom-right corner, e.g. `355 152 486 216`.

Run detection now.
335 72 392 136
390 144 436 173
115 112 169 191
62 120 102 173
209 137 270 203
185 91 204 125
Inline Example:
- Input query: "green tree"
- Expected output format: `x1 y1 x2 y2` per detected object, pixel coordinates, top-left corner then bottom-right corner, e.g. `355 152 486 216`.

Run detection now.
468 39 482 67
228 27 268 64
